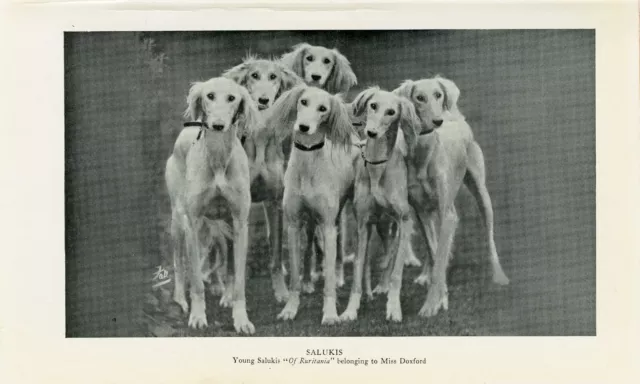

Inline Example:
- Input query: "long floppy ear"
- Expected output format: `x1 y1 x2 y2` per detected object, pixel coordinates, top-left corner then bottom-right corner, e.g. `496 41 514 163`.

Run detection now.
184 81 204 121
350 87 378 118
435 76 460 113
264 83 307 143
276 63 304 96
393 80 416 100
222 60 251 86
398 97 420 157
325 49 358 94
236 85 264 138
326 95 357 150
279 43 310 77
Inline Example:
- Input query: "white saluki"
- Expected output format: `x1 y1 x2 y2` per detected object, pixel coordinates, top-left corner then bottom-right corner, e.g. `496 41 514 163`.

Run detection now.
393 75 510 317
265 83 359 324
165 77 262 333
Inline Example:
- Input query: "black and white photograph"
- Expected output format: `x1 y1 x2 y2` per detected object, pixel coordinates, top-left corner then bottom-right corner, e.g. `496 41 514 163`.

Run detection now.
5 2 639 383
65 29 595 337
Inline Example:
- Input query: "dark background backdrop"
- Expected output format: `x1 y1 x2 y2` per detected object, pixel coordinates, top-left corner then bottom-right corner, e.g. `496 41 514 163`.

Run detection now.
65 30 595 337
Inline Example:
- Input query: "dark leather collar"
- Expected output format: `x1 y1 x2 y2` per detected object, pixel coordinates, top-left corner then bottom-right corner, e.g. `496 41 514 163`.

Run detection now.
184 122 203 128
294 140 325 152
361 151 388 167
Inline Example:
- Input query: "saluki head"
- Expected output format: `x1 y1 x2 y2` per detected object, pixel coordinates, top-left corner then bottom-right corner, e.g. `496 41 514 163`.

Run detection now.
280 43 358 94
393 75 461 132
351 87 420 155
184 77 262 136
223 55 303 111
265 84 354 149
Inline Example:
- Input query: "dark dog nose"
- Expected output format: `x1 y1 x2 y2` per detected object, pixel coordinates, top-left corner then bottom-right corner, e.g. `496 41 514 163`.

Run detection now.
366 131 378 138
432 119 443 127
258 97 270 105
311 74 321 82
212 124 225 131
298 124 310 133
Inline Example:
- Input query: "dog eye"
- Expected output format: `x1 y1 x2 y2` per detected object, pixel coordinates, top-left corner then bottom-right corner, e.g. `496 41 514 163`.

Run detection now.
385 109 395 116
227 95 236 102
318 105 327 112
306 55 314 62
416 95 425 102
434 92 442 99
370 103 377 111
300 99 308 106
323 58 331 64
251 73 259 79
269 74 277 80
207 93 215 100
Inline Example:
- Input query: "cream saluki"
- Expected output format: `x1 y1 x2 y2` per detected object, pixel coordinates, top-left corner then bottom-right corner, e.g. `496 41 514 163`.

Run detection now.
222 55 303 303
342 87 420 322
280 43 365 287
393 75 510 317
265 83 358 324
165 77 262 333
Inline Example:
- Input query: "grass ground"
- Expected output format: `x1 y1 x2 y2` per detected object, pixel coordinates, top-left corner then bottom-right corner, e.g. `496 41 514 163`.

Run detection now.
143 204 514 337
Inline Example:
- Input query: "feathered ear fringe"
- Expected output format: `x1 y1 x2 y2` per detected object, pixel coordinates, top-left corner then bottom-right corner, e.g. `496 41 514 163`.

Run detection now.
263 83 308 144
276 63 304 97
398 97 420 158
392 80 416 100
279 43 311 78
235 85 265 139
434 75 461 117
350 86 379 118
184 81 204 121
325 94 357 151
325 48 358 94
222 57 253 86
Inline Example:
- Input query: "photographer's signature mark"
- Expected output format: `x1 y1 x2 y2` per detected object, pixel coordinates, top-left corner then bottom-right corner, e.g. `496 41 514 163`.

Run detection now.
152 265 171 288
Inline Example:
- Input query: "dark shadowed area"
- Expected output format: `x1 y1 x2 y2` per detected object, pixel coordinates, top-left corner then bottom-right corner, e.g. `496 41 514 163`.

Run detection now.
65 30 595 337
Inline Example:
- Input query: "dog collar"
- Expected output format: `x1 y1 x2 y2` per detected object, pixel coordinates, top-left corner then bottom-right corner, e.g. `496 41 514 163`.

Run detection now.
361 151 388 167
184 122 203 128
294 141 325 152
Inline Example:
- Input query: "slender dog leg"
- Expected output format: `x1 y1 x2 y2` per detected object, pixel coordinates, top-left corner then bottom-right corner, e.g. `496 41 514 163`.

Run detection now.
373 222 394 294
377 220 393 269
185 215 208 329
310 234 322 283
171 215 189 313
278 219 302 320
219 240 234 307
364 242 373 300
265 201 289 302
340 219 372 321
232 216 255 334
302 222 317 294
413 210 436 286
386 218 408 322
419 207 457 317
321 223 340 325
403 217 422 267
336 216 346 288
465 142 510 285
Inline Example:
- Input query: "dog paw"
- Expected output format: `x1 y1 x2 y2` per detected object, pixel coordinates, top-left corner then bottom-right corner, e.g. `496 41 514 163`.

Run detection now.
321 312 340 325
301 281 315 294
404 253 422 267
233 305 255 335
188 305 208 330
272 276 290 302
339 309 358 322
414 273 431 286
343 253 355 263
492 270 510 285
277 297 300 321
173 292 189 313
219 291 233 308
418 283 448 318
372 284 389 295
386 301 403 323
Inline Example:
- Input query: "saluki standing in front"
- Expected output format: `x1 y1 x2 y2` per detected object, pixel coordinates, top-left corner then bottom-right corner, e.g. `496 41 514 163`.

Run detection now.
341 87 420 322
265 83 358 324
165 77 262 333
394 75 510 317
